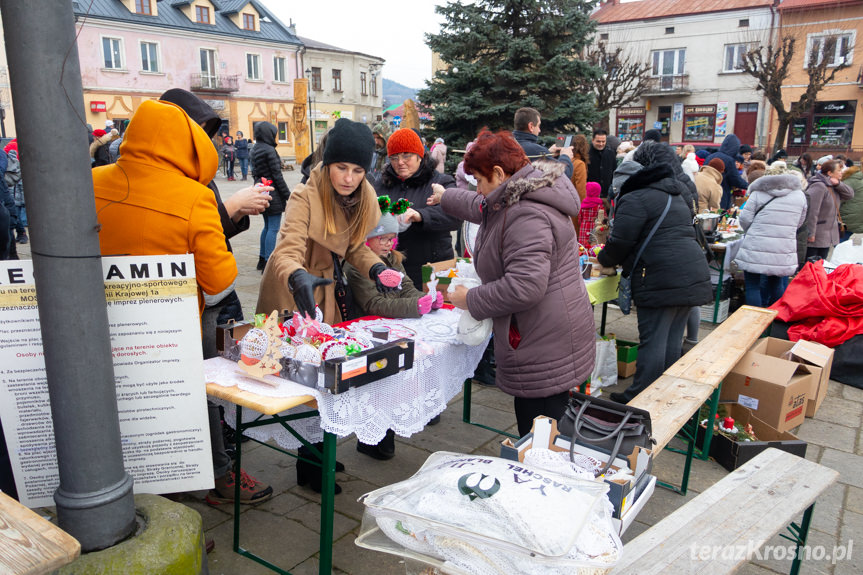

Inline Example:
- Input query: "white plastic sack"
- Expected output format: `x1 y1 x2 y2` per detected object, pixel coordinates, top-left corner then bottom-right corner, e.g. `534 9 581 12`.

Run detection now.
590 337 618 389
357 451 621 575
449 277 492 346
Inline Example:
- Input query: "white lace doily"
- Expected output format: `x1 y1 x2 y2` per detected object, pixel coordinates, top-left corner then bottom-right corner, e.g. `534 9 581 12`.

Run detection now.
206 308 489 448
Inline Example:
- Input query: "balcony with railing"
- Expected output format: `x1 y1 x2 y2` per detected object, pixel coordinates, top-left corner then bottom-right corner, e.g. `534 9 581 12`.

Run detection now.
190 73 240 93
643 74 691 96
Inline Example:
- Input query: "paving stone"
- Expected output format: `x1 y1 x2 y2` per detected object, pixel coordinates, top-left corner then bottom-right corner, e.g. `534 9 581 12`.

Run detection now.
630 482 698 527
809 482 846 536
795 420 858 454
826 379 844 398
255 490 309 516
735 563 786 575
285 501 358 540
620 519 650 544
806 444 824 464
834 510 863 575
812 395 863 429
841 385 863 403
846 486 863 515
819 448 863 488
331 532 414 575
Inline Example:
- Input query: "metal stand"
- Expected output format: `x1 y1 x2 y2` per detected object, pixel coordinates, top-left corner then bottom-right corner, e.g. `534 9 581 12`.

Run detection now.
231 405 336 574
462 379 518 439
781 504 816 575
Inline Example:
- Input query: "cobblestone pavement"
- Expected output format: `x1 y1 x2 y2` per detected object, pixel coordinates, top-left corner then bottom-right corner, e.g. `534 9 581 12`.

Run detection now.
20 169 862 574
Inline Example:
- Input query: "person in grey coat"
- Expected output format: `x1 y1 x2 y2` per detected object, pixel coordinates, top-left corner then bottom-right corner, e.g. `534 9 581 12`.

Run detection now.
432 130 595 437
736 163 808 307
805 159 854 261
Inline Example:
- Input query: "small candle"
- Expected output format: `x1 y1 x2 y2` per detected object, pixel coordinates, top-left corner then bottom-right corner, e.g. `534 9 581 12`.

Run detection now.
723 417 735 429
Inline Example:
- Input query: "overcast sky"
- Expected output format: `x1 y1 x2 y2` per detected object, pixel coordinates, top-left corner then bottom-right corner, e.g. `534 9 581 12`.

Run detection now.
260 0 456 90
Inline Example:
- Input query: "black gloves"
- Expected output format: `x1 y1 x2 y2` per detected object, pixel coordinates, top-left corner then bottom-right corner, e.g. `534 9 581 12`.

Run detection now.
289 269 332 318
369 262 401 294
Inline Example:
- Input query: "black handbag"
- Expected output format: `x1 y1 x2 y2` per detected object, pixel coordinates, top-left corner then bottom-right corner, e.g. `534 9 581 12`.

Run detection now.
618 195 672 315
331 253 354 322
558 392 654 477
693 222 716 264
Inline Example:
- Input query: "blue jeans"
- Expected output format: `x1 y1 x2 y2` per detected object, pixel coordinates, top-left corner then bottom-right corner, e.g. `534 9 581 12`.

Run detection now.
238 157 249 179
16 205 27 230
260 213 281 261
621 305 690 402
744 272 785 307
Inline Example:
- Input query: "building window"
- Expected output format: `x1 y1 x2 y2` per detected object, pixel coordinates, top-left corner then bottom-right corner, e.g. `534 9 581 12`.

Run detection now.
273 56 286 83
311 66 322 91
135 0 152 15
651 49 685 76
616 107 646 143
807 32 854 68
195 6 210 24
739 19 749 27
277 121 291 144
243 13 255 30
360 72 367 95
683 105 717 142
333 69 342 92
370 75 377 97
200 48 216 88
246 53 261 80
665 27 674 35
140 41 160 72
600 33 609 40
724 44 749 72
102 37 124 69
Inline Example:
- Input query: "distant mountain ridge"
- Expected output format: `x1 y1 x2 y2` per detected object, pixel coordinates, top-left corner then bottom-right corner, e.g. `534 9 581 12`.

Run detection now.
382 78 418 109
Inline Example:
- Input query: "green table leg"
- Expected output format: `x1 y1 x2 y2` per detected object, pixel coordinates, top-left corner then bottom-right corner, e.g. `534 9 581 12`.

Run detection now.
697 386 722 460
781 503 815 575
233 405 243 553
461 378 518 439
658 409 698 495
600 301 609 336
318 432 336 575
712 256 724 323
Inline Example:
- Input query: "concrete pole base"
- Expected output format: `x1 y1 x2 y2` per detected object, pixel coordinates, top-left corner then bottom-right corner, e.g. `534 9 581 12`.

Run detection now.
57 494 207 575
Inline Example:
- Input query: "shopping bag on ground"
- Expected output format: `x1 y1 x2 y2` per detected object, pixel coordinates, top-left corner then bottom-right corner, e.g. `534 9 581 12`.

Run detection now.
590 336 617 389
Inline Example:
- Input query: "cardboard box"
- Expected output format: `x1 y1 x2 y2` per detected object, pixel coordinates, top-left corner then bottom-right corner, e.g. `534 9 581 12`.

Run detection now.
420 257 471 302
500 417 653 520
760 339 833 418
617 360 637 379
720 337 817 432
698 403 807 472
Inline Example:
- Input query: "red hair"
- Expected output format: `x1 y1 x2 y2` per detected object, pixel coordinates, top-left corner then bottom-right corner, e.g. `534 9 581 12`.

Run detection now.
463 130 529 181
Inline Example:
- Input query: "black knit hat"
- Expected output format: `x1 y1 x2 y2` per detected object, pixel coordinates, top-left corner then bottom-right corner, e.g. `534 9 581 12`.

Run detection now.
322 118 375 171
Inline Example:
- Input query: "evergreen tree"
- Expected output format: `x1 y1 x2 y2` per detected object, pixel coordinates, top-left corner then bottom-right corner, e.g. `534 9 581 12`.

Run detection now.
418 0 601 151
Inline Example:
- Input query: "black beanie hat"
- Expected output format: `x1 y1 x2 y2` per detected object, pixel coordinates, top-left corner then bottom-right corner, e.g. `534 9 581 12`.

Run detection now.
643 129 662 142
322 118 375 171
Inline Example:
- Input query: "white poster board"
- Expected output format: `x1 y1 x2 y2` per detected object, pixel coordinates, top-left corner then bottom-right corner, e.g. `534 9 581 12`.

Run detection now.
0 255 213 507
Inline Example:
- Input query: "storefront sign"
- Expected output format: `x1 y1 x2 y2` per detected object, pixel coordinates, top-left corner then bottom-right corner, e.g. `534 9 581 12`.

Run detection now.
0 256 212 507
815 101 855 114
90 101 107 113
685 105 715 115
618 107 645 116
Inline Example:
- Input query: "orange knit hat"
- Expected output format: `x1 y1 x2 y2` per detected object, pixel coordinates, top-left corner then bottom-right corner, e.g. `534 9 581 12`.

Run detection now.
387 128 425 158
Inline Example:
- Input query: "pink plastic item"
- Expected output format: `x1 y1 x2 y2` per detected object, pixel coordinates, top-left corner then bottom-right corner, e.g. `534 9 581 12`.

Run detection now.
432 291 444 310
378 268 404 289
417 293 433 315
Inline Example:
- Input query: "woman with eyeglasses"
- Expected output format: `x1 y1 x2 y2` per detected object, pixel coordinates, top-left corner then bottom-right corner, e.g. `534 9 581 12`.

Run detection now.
374 128 461 289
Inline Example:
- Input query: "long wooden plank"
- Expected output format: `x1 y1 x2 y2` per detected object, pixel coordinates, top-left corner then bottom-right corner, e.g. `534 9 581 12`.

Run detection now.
205 382 316 415
664 306 776 387
0 492 80 575
612 449 838 575
629 375 715 455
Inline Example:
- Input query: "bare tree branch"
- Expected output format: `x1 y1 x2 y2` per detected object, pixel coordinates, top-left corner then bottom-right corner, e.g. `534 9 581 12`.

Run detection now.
585 42 651 129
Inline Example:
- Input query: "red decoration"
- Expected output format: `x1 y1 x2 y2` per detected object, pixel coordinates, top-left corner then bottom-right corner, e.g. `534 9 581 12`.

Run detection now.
723 417 735 430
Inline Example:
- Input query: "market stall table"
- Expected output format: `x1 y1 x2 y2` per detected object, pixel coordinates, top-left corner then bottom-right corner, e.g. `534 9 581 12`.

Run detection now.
205 307 487 574
0 491 80 575
705 236 743 323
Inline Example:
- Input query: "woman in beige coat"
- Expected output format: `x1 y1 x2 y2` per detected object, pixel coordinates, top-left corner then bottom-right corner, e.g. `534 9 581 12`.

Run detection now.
694 157 724 212
257 118 401 326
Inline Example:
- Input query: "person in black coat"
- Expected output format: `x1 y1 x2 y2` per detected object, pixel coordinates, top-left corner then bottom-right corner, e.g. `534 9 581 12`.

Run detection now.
235 131 250 181
251 121 291 269
511 107 573 178
587 129 617 199
374 128 460 289
706 134 749 209
598 141 713 403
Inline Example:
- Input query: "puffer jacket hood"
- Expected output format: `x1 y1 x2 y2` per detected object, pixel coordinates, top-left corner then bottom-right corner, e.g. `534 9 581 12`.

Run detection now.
160 88 221 138
620 163 681 198
118 100 217 186
718 134 741 158
737 173 807 276
495 159 579 217
254 121 278 148
747 174 801 198
611 159 643 204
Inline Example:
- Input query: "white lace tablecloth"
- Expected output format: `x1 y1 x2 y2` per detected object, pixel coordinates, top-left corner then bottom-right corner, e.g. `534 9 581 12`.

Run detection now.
206 308 488 447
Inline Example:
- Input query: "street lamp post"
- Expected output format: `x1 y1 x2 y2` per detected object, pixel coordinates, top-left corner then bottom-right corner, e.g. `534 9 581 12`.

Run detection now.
304 67 315 155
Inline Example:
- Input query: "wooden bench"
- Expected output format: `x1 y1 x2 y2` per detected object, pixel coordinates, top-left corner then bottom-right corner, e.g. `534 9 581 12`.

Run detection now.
611 448 838 575
630 305 778 493
0 491 80 575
